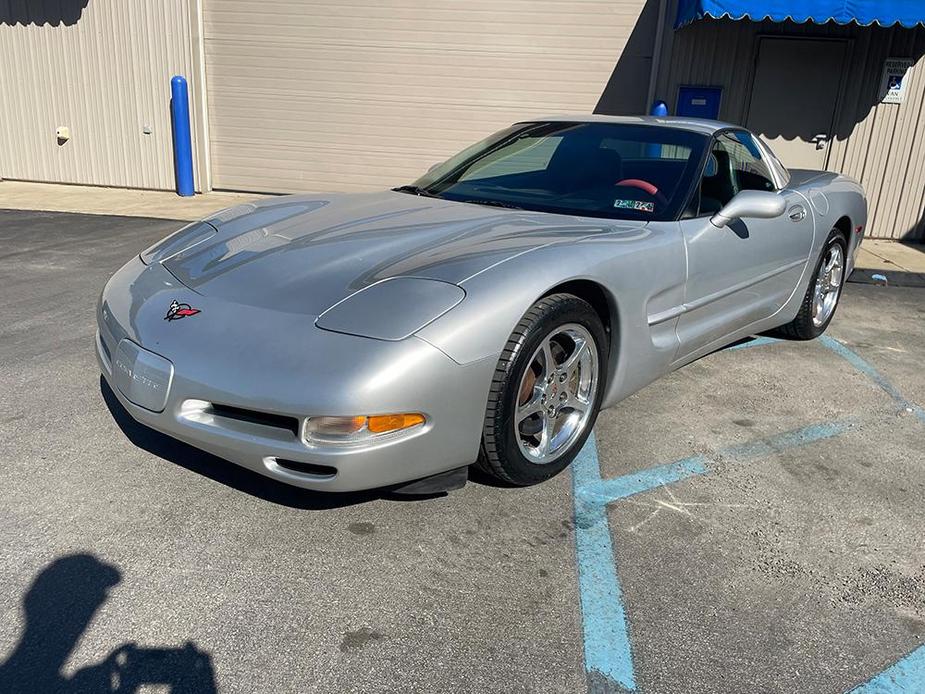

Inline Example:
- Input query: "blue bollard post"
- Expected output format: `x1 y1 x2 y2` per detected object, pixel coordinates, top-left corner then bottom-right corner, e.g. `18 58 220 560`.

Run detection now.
646 100 670 158
170 75 195 197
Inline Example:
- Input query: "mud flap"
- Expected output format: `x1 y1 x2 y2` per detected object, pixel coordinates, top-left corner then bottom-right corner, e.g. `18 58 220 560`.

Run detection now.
390 465 468 495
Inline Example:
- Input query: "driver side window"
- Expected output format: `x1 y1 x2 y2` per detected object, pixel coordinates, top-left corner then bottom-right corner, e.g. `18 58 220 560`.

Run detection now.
696 131 777 216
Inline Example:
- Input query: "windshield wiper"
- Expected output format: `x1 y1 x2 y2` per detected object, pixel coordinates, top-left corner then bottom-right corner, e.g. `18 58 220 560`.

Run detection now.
459 199 524 210
391 185 440 198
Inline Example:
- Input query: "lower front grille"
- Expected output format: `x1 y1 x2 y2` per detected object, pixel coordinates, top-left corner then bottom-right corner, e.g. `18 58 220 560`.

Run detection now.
274 459 337 478
209 403 300 438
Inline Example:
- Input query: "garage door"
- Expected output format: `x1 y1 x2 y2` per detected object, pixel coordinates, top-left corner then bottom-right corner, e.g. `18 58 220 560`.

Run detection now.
202 0 648 193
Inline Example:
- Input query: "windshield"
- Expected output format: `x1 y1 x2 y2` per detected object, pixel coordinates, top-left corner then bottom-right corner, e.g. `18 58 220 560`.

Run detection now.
402 122 710 221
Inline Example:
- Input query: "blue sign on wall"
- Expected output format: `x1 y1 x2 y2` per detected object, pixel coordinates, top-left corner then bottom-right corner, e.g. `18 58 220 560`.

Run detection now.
677 86 722 119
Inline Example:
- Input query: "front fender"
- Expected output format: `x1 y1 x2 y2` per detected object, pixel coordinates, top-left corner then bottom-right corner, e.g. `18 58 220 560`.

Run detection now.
415 222 686 406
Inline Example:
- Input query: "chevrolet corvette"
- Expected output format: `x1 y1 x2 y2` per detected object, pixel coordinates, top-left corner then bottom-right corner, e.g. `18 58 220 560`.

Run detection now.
97 116 866 493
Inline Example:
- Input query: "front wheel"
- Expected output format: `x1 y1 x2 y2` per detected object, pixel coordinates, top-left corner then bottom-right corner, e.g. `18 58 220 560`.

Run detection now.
476 293 607 486
774 228 847 340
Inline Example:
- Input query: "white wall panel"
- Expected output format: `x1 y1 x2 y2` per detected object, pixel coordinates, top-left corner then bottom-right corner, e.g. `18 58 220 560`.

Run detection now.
0 0 203 191
203 0 648 193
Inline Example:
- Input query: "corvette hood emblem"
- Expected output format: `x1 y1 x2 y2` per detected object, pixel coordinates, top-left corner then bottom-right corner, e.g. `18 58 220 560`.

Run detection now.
164 299 201 321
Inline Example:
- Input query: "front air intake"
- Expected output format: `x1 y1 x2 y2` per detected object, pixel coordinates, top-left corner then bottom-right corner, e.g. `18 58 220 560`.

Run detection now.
208 403 300 438
273 459 337 478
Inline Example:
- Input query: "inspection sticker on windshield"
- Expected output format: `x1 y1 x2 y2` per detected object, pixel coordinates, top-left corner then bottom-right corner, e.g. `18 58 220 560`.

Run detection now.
614 199 654 213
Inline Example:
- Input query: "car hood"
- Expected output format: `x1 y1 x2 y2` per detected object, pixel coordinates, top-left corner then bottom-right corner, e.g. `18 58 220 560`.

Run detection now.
160 191 640 317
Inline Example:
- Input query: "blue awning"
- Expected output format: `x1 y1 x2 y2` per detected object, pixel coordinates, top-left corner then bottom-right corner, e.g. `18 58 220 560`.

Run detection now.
675 0 925 28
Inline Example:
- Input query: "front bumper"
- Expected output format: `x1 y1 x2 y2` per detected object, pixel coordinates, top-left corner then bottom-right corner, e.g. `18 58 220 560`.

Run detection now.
97 258 495 492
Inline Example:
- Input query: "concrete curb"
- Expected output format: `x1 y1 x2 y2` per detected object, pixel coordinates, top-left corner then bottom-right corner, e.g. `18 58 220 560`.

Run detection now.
0 180 268 221
848 268 925 288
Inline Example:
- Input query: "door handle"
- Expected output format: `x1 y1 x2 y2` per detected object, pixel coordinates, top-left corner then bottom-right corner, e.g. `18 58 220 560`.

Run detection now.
788 205 806 222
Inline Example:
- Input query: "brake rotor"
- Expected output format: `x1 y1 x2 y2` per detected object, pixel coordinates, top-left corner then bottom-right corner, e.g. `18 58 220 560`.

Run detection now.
518 366 537 407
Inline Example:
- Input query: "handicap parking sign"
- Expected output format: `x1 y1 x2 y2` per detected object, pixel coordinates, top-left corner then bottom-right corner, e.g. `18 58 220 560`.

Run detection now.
881 58 914 104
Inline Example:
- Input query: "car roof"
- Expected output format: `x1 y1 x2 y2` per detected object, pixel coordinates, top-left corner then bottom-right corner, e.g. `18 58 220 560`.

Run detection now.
521 114 734 136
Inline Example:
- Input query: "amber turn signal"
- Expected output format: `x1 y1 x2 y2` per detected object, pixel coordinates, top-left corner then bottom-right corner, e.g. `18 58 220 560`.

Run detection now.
367 413 425 434
303 413 425 445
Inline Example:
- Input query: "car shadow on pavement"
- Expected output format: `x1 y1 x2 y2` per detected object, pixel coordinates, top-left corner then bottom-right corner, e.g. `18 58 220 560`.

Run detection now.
0 554 216 694
99 377 439 509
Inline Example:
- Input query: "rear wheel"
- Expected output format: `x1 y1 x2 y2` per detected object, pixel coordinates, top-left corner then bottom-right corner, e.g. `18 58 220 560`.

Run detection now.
476 294 607 486
774 228 846 340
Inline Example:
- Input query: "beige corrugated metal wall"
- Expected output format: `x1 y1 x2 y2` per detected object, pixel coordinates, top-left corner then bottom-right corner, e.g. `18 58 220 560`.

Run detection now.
202 0 650 193
7 0 920 240
0 0 205 191
652 7 925 240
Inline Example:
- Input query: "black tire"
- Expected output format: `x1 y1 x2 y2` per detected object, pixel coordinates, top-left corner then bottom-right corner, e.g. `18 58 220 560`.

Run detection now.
476 293 608 486
773 228 848 340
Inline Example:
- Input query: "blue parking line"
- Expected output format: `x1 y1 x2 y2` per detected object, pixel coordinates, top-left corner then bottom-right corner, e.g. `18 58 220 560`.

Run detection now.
715 333 924 425
721 420 853 460
571 420 852 690
849 644 925 693
712 334 923 423
579 455 708 505
572 434 636 691
820 336 925 424
579 420 851 507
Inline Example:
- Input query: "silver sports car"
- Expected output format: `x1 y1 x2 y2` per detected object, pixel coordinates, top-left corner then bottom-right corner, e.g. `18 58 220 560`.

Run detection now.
98 116 866 493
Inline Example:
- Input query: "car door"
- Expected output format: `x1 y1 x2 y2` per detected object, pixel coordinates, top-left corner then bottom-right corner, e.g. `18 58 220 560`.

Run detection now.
674 130 813 361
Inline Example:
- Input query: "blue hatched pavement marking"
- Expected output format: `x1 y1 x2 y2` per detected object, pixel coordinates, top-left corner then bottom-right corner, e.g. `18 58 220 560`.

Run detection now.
848 645 925 693
571 334 924 691
572 420 851 690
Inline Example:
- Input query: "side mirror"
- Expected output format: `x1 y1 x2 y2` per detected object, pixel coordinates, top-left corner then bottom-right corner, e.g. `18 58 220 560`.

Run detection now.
710 190 786 228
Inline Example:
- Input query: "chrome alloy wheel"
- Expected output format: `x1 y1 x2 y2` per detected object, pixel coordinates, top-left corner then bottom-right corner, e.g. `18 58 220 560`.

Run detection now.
514 324 598 464
812 243 845 328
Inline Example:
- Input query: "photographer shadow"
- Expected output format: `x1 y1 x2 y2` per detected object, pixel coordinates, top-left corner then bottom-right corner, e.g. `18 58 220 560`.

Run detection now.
0 554 216 693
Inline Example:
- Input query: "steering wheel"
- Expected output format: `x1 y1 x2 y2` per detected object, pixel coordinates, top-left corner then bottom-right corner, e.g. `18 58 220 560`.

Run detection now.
615 178 668 206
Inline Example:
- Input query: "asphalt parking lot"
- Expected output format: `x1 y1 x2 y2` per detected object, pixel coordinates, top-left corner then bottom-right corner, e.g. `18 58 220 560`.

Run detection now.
0 209 923 693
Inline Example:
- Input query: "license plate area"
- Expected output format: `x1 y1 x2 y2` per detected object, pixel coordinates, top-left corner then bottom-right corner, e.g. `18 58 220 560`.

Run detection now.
112 340 174 412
